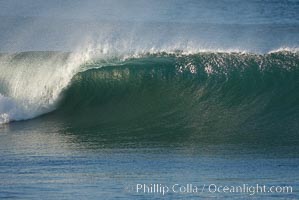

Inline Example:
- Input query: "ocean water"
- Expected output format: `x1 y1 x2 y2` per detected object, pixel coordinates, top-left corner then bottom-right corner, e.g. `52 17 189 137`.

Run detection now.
0 0 299 199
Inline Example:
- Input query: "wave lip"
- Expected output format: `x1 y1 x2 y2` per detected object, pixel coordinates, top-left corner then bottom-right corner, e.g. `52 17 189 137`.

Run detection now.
0 51 91 124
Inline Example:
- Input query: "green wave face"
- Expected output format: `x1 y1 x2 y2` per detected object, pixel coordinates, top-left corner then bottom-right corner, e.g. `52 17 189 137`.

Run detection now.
53 52 299 145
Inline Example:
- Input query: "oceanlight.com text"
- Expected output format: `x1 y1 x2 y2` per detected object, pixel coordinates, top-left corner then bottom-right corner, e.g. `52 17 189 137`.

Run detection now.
125 183 293 196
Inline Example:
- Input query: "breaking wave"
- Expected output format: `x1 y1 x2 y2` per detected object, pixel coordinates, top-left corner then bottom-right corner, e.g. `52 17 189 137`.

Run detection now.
0 49 298 137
